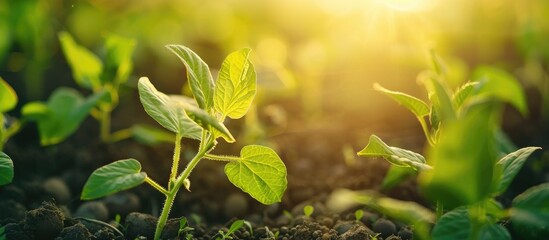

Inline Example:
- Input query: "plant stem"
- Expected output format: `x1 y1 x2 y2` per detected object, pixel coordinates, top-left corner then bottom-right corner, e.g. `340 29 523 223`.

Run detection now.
418 117 435 146
204 153 241 162
169 134 183 187
100 109 112 142
435 201 444 220
145 177 169 195
154 132 215 240
109 128 133 143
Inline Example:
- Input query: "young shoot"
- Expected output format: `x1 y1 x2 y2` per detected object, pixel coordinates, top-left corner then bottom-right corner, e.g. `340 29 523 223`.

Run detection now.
355 209 364 221
303 205 314 217
216 220 244 240
81 45 287 240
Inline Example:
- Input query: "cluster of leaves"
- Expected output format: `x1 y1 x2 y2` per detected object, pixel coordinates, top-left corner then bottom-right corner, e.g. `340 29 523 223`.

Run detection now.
349 55 548 239
80 45 287 240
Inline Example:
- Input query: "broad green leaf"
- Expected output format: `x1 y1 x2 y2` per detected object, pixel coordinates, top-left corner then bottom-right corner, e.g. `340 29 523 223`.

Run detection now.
214 48 257 119
358 135 431 171
0 152 14 186
37 88 107 146
225 145 287 204
380 165 416 190
0 77 17 113
171 95 235 143
137 77 202 139
131 124 175 145
21 102 48 121
58 32 103 90
166 45 214 110
420 103 498 208
493 147 541 195
473 66 528 115
453 82 479 110
373 83 429 118
102 34 136 85
511 183 549 239
81 159 146 200
432 207 510 240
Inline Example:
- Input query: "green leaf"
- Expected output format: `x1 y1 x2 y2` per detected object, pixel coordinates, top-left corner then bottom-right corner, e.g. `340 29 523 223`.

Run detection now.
131 124 175 145
0 77 17 113
473 66 528 115
453 82 479 110
137 77 202 139
21 102 49 121
511 183 549 239
58 31 103 90
433 207 510 240
303 205 314 217
214 48 257 119
373 83 429 118
0 152 14 186
102 34 136 85
380 165 416 190
225 145 287 204
170 95 235 143
37 88 107 146
228 220 244 234
493 147 541 195
166 45 214 110
357 135 431 171
81 159 146 200
420 103 498 208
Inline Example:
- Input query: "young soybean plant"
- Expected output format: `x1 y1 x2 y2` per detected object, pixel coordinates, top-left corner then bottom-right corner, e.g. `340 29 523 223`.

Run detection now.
81 45 287 240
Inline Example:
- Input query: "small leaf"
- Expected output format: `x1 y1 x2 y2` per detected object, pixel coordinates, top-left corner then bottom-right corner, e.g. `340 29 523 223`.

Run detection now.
303 205 314 217
453 81 479 110
37 88 107 146
493 147 541 195
473 66 528 115
511 183 549 239
131 124 175 145
166 45 214 110
137 77 202 139
0 77 17 113
21 102 49 121
358 135 430 171
355 209 364 221
58 32 103 90
81 159 146 200
433 207 510 240
170 95 235 143
225 145 287 204
102 34 136 85
214 48 257 119
380 165 416 190
0 152 14 186
373 83 429 118
228 220 244 234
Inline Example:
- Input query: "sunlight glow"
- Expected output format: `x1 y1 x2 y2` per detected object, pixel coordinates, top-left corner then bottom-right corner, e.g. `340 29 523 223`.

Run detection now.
379 0 433 12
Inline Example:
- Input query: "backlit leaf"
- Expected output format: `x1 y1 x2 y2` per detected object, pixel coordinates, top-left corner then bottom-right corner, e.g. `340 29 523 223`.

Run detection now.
358 135 430 171
433 207 510 240
0 152 13 186
103 34 136 85
225 145 287 204
493 147 541 195
37 88 107 146
511 183 549 239
374 83 429 118
81 159 146 200
214 48 257 119
21 102 48 121
453 81 479 110
58 32 103 90
381 165 416 190
137 77 202 139
473 66 528 115
0 77 17 113
131 124 175 145
166 45 214 110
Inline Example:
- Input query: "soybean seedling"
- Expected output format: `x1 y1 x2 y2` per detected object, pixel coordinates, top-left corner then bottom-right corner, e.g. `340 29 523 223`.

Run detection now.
81 45 287 240
176 217 194 239
303 205 314 217
354 209 364 221
216 220 244 240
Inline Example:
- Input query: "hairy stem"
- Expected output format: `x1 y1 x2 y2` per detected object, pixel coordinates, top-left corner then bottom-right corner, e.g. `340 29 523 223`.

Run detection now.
204 153 241 162
145 177 169 196
169 134 183 188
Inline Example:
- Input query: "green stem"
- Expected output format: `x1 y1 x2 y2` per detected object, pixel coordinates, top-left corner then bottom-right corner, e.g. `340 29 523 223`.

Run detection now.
109 128 133 143
154 132 215 240
145 177 169 195
169 134 183 187
204 153 240 162
100 109 112 142
418 117 435 146
436 201 444 220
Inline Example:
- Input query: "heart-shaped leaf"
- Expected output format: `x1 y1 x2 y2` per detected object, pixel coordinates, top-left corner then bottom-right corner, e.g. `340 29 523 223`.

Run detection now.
0 77 17 113
166 45 214 110
137 77 202 140
358 135 430 171
374 83 429 118
37 88 107 146
81 159 146 200
0 152 14 186
493 147 541 195
214 48 257 119
225 145 287 204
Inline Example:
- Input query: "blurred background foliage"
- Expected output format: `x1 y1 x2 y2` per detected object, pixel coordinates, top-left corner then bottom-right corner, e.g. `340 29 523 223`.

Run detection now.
1 0 548 147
